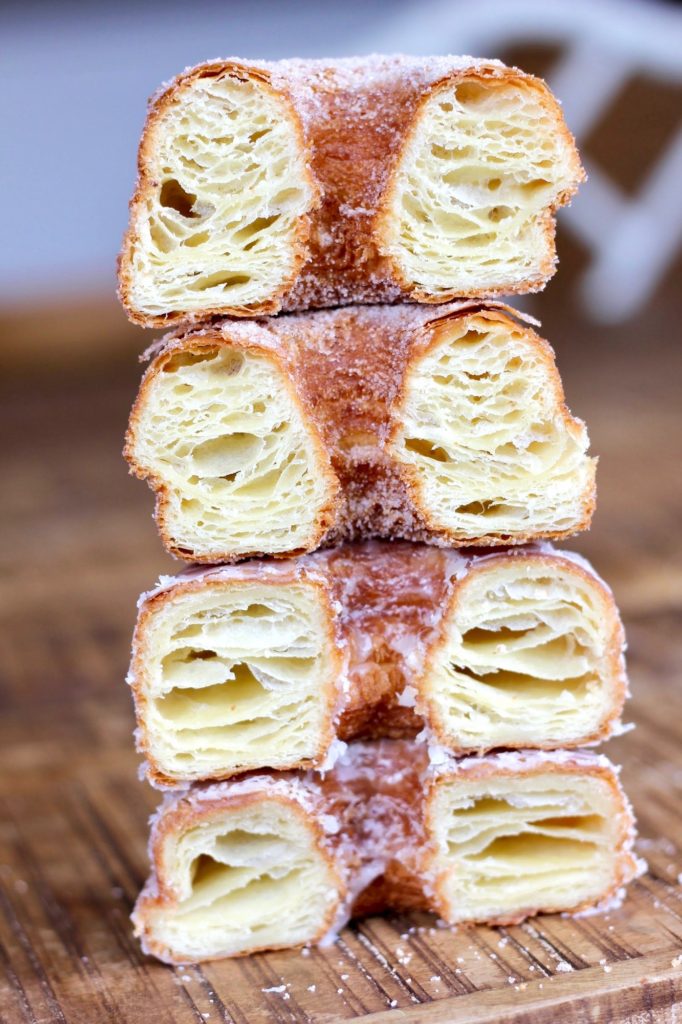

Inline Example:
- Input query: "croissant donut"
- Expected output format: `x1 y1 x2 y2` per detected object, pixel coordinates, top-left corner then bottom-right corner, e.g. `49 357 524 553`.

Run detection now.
132 741 641 963
125 302 595 562
129 542 627 787
118 55 584 326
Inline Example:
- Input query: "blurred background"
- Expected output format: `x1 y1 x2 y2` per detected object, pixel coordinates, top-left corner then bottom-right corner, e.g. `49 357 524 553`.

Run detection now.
0 2 679 736
2 0 681 356
1 1 681 1012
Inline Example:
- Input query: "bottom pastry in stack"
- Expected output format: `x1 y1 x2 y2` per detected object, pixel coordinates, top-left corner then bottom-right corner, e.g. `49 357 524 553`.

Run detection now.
132 741 643 963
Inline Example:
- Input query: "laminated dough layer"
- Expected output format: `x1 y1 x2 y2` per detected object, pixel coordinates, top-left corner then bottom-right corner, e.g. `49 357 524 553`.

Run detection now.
129 542 627 786
119 55 584 325
133 742 641 962
125 302 595 562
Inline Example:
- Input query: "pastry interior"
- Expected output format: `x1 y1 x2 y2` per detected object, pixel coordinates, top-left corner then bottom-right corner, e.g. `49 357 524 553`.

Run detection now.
392 311 593 540
429 766 625 923
425 556 620 750
124 63 580 320
134 548 623 783
137 578 336 783
138 796 340 961
130 344 333 559
384 77 577 295
127 70 315 319
129 310 593 560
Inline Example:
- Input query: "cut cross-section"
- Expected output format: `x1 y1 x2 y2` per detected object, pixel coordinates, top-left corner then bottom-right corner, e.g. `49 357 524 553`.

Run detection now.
382 76 578 297
424 554 624 751
134 576 338 784
127 306 594 560
392 310 594 542
134 794 341 962
125 68 316 320
120 58 584 325
126 343 337 560
428 763 631 924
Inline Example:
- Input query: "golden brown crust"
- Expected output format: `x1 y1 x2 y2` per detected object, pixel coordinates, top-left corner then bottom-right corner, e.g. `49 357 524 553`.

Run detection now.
374 69 582 303
118 57 584 326
130 543 628 787
124 302 595 562
421 754 640 927
130 565 344 787
133 786 345 963
118 61 321 328
322 542 452 741
123 331 342 562
421 550 628 755
133 743 641 961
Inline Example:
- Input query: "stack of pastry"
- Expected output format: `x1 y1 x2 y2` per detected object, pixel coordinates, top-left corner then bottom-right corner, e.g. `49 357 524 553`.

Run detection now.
119 55 642 964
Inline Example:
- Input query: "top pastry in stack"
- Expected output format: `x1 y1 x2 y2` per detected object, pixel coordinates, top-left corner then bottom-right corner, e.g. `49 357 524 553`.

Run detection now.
119 56 641 964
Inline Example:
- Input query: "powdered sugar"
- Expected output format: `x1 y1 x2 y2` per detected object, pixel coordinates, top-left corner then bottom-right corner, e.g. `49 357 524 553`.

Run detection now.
440 747 618 779
130 539 627 789
318 738 349 774
135 739 640 960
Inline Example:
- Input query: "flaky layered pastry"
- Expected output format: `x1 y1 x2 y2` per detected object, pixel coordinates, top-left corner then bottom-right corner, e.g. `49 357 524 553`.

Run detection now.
133 742 642 963
132 777 343 962
129 543 627 787
422 748 642 927
119 55 584 325
125 303 595 561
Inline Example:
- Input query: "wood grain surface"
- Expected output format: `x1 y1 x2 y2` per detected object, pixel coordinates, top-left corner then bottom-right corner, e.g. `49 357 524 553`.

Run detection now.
1 321 681 1023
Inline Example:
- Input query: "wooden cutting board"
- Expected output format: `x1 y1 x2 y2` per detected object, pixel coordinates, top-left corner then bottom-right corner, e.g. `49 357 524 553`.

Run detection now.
1 331 681 1023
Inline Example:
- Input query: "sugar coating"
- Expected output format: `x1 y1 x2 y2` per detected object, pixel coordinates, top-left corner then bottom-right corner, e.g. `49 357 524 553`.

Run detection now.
128 301 594 565
121 53 583 326
135 739 642 958
130 539 628 790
